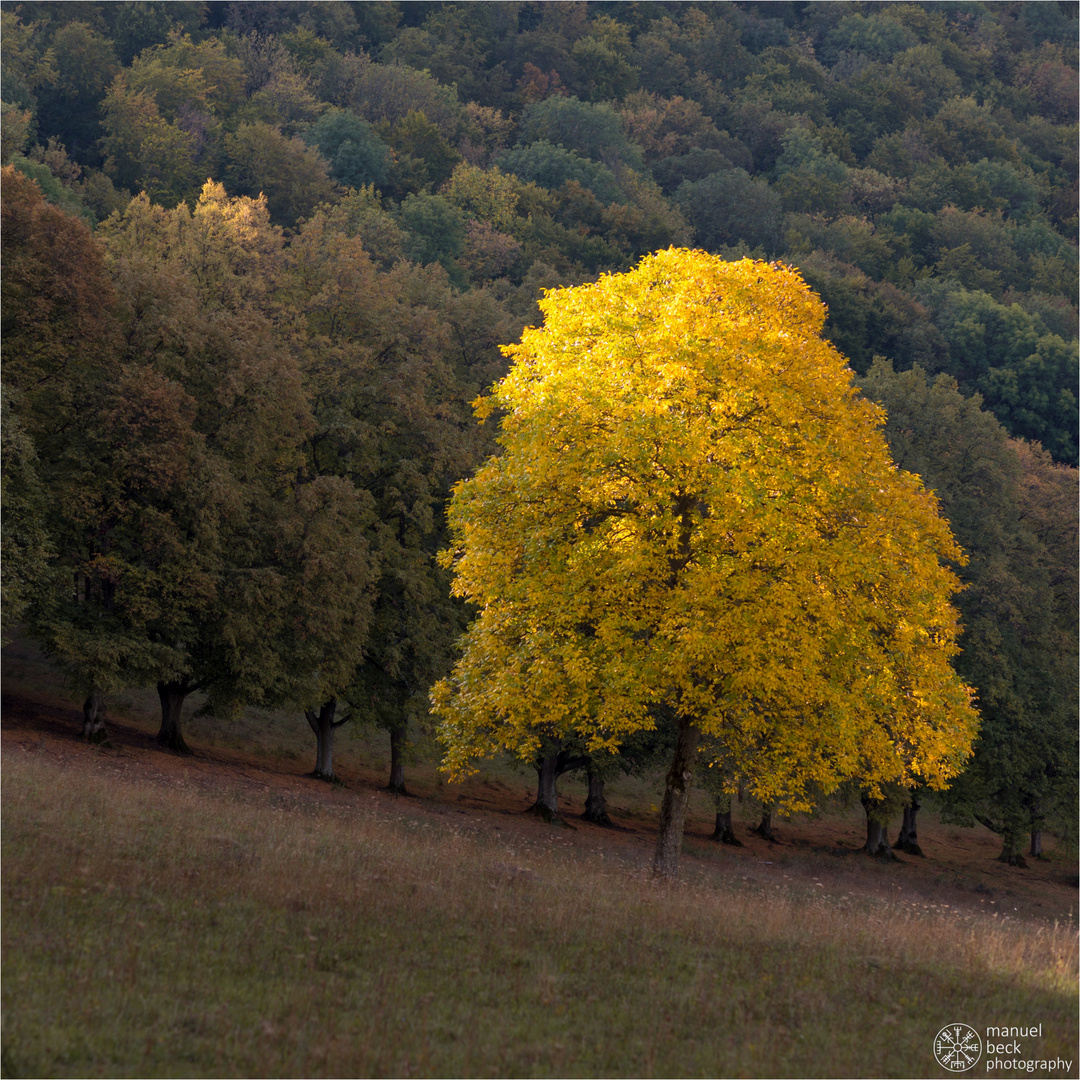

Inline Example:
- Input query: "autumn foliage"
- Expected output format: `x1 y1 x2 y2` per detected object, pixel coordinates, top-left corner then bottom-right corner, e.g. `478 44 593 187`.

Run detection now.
433 249 979 876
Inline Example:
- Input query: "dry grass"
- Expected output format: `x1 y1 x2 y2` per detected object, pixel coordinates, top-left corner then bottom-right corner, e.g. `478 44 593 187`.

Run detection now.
2 747 1076 1079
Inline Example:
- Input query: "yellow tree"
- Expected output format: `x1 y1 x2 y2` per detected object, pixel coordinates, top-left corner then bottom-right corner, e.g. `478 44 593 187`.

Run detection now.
432 249 979 879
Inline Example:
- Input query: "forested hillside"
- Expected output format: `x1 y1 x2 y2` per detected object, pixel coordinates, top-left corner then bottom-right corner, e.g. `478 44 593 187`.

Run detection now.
2 1 1077 860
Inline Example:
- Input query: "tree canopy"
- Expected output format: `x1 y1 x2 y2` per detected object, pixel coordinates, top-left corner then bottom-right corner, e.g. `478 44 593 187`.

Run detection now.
4 2 1074 463
433 249 979 877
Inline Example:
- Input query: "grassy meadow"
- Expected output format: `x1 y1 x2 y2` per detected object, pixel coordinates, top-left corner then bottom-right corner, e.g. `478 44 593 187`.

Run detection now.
2 728 1077 1079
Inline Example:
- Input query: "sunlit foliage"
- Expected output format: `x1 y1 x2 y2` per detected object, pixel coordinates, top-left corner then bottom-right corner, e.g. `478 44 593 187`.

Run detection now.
433 250 979 875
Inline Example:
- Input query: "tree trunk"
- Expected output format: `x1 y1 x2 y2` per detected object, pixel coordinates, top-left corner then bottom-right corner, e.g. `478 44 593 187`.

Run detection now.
893 795 924 856
752 808 776 842
653 720 700 880
710 790 742 845
532 753 561 822
305 700 339 781
529 747 588 823
1030 829 1043 859
974 814 1028 867
156 680 191 754
388 724 408 795
81 688 110 745
997 833 1028 867
581 765 613 826
861 795 896 859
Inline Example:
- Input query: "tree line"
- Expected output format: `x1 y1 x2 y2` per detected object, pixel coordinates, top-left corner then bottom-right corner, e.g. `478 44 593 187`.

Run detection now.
2 169 509 787
2 1 1076 869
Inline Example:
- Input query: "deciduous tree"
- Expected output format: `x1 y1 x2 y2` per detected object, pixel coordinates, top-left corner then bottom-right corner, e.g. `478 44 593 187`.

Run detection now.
280 207 502 788
433 250 978 879
860 359 1078 863
59 182 374 754
1 168 121 730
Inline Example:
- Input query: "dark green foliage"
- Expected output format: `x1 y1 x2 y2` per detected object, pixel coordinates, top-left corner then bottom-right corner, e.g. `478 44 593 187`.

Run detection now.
517 95 642 169
915 282 1078 463
344 62 465 142
674 169 784 255
278 211 510 781
305 108 390 189
566 15 638 102
773 127 851 215
652 148 736 195
35 21 118 160
821 12 915 66
223 121 337 225
496 140 622 204
397 193 465 280
381 109 460 195
0 388 53 641
111 2 176 66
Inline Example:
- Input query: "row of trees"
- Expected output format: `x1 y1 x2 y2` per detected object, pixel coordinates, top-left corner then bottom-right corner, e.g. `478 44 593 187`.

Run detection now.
862 359 1077 864
1 168 514 787
5 160 1074 874
3 167 1076 874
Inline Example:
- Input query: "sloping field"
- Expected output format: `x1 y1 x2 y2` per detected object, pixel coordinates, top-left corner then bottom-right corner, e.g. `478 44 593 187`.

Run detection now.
2 681 1076 1079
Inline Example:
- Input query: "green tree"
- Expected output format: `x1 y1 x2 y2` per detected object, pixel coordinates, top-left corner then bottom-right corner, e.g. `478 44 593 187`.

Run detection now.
380 109 461 194
5 152 90 222
111 2 177 66
495 140 623 204
598 170 691 258
1 166 124 735
0 389 53 644
343 61 465 143
331 185 407 270
397 193 466 281
567 16 639 102
433 250 977 880
772 127 851 216
100 72 200 205
794 253 944 376
305 108 390 189
54 182 373 753
379 6 503 108
517 94 643 169
280 206 506 787
0 10 58 120
234 37 325 137
124 31 247 121
821 12 915 65
860 359 1078 863
915 281 1078 464
674 168 784 255
223 121 338 226
35 21 118 159
1010 438 1079 855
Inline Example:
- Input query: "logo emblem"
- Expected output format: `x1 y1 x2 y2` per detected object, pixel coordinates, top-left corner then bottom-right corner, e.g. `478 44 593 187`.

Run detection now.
934 1023 982 1072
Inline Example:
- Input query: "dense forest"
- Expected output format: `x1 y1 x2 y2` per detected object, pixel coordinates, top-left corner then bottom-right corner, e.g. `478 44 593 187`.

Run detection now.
2 1 1077 864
